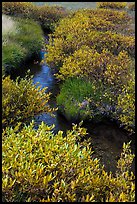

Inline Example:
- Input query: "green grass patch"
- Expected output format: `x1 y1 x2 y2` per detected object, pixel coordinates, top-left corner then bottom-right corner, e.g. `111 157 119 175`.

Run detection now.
57 77 119 122
57 77 97 121
2 16 44 75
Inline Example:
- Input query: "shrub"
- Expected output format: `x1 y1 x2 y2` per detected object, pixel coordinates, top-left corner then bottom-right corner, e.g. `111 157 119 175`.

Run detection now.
32 5 69 31
2 2 35 18
14 18 44 58
2 2 69 32
116 76 135 133
127 3 135 11
56 46 133 87
46 10 134 69
2 122 135 202
2 74 55 129
97 2 127 10
71 8 131 25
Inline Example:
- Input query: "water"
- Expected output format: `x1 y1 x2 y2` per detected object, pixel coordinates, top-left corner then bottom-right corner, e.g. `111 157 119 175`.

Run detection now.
11 49 135 174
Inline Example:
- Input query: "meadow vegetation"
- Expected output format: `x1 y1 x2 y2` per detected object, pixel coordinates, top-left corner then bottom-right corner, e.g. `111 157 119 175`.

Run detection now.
2 2 135 202
2 2 69 31
45 6 135 134
2 15 44 75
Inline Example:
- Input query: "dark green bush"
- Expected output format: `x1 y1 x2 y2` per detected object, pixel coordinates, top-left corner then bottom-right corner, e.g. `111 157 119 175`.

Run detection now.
2 42 26 75
2 2 35 18
2 74 55 129
2 122 135 202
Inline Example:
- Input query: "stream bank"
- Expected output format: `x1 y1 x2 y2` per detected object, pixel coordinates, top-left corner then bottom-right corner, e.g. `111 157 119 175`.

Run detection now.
10 46 135 174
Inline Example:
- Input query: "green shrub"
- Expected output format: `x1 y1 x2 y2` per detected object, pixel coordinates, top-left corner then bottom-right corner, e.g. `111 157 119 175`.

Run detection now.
97 2 127 10
14 18 44 58
2 122 135 202
2 74 55 129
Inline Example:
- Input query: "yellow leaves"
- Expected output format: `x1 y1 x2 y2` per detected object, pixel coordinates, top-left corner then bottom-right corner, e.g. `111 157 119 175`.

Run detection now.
46 6 135 71
85 194 95 202
2 76 54 128
43 173 52 185
79 168 84 177
71 181 76 190
2 121 135 202
119 192 127 201
97 2 127 10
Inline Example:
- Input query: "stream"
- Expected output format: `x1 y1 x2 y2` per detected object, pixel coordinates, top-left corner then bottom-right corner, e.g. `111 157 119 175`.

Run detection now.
11 47 135 174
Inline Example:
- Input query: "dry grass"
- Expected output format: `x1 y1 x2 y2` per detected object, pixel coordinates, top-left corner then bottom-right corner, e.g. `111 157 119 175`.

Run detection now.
2 15 17 35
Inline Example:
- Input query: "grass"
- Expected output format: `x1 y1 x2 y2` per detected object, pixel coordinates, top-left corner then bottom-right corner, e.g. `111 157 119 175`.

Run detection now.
57 77 119 122
2 15 44 75
57 77 95 121
2 15 17 35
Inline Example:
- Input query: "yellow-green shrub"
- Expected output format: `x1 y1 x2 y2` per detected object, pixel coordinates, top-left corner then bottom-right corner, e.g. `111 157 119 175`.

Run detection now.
2 121 135 202
97 2 127 10
116 77 135 133
72 8 131 25
2 2 69 31
2 2 35 18
32 5 69 31
2 74 55 129
56 46 133 86
46 10 134 69
127 3 135 11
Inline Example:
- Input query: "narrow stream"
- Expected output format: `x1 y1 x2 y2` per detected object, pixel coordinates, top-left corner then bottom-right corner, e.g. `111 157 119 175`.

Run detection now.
11 49 135 174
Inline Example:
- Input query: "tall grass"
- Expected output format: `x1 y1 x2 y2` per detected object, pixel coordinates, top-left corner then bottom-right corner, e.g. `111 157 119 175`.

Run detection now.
2 15 17 35
2 15 44 75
